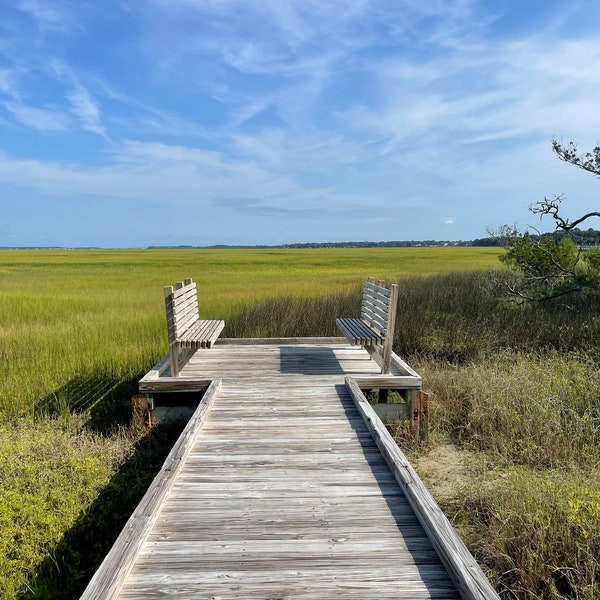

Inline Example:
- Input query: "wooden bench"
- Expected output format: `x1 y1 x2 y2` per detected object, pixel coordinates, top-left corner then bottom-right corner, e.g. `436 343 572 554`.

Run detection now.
164 278 224 377
336 278 399 374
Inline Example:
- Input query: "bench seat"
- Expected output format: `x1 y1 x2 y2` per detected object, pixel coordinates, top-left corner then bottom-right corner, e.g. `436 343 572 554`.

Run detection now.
177 319 224 349
336 317 384 346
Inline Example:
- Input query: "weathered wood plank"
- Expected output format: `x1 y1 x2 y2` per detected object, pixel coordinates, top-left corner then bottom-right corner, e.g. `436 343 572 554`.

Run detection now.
172 281 197 300
86 340 495 599
345 376 500 600
80 379 222 600
364 280 391 297
336 317 383 345
215 336 347 345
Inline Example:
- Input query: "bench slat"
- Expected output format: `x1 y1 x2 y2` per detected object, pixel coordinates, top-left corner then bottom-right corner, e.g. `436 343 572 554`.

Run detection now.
363 285 391 303
336 318 383 346
336 319 362 344
178 320 207 346
179 319 223 346
173 305 199 332
172 295 198 316
172 296 199 320
363 291 390 312
364 280 391 297
360 306 388 333
202 320 225 348
172 282 197 300
362 293 391 324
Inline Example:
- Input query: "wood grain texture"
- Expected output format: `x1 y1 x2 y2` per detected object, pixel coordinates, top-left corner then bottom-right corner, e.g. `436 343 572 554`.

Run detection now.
81 379 222 600
346 376 500 600
83 340 496 599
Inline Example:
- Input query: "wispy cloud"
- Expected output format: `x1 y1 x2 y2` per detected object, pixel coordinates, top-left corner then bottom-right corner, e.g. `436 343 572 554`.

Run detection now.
340 30 600 159
17 0 80 33
0 139 405 220
231 130 364 171
0 70 19 99
18 0 66 24
66 86 105 137
4 102 71 132
216 195 388 219
217 197 327 218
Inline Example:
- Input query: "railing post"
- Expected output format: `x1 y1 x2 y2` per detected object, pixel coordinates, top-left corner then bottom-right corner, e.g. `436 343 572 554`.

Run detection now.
410 390 429 442
381 283 399 374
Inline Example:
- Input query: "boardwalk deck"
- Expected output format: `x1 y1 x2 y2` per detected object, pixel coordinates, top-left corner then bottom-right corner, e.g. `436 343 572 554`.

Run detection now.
83 340 498 600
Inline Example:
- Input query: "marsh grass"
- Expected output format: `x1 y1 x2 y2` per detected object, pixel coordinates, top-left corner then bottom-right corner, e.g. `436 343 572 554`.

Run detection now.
455 468 600 599
1 248 599 599
419 352 600 470
224 290 361 338
0 247 501 418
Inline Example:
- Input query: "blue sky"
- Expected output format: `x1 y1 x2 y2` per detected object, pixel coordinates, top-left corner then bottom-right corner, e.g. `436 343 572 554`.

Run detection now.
2 0 600 247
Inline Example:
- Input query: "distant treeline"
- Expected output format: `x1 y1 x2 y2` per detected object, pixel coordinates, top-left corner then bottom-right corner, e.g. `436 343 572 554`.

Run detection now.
4 228 600 251
472 227 600 247
278 240 473 248
150 229 600 249
149 241 475 249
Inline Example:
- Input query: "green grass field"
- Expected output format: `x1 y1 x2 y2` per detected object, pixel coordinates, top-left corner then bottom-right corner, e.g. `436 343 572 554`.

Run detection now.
0 245 501 304
0 247 502 417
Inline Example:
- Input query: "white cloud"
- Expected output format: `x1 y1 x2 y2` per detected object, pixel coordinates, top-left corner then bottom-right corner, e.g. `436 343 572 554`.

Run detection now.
0 70 19 99
66 86 105 137
18 0 65 24
231 129 364 171
4 102 71 132
340 30 600 160
0 141 298 206
16 0 80 34
0 140 413 227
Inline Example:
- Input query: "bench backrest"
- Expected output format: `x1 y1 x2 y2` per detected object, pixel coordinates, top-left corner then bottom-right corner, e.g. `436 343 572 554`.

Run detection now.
362 278 399 373
361 279 398 338
164 278 199 344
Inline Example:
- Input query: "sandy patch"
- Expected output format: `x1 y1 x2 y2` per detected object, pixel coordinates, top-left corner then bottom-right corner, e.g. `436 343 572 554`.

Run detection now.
413 443 474 501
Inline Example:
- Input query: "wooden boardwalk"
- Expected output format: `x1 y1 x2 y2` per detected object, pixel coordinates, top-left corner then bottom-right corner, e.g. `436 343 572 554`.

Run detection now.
83 340 498 600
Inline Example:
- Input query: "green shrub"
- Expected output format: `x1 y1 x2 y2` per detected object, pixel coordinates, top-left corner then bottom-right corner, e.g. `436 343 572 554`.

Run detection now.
0 420 131 599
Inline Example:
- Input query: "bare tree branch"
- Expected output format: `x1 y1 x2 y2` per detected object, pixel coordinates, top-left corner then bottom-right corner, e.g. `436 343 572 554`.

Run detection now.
530 195 600 231
498 280 581 304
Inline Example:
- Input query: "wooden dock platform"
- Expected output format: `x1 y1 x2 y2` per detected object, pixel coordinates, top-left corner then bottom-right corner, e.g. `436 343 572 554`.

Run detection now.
82 339 498 600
